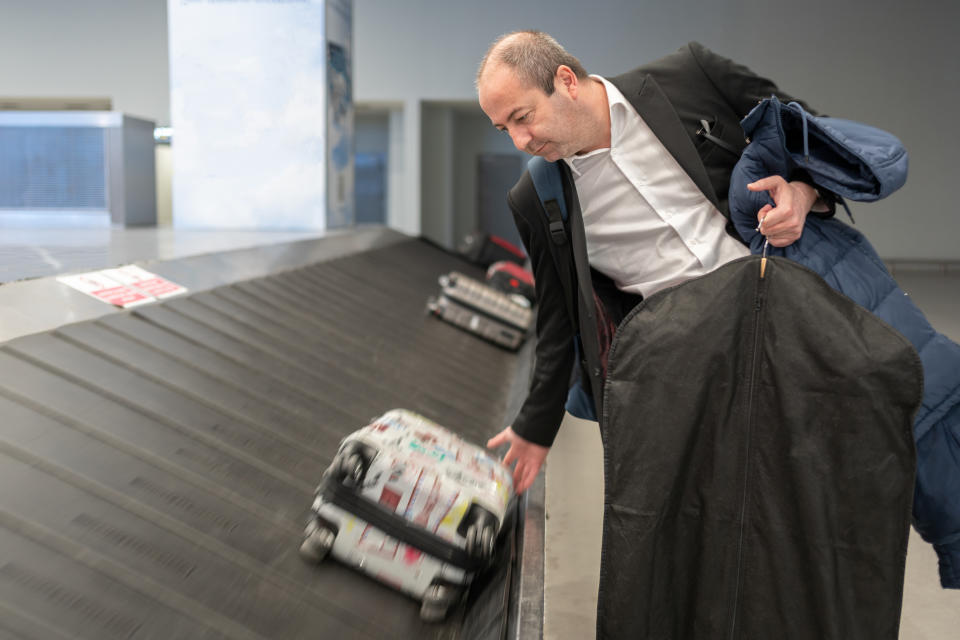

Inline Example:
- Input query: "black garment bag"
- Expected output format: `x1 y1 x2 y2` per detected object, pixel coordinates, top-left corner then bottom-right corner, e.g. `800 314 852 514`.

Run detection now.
599 256 921 639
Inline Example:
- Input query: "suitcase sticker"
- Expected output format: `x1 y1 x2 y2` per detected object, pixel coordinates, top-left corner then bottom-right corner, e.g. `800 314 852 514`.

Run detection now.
300 409 515 621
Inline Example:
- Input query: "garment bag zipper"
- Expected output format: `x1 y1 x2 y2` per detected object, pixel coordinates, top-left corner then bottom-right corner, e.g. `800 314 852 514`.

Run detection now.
728 259 768 638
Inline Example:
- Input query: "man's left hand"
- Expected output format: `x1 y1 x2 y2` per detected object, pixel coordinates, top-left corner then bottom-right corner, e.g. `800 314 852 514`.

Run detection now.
747 176 821 247
487 426 549 495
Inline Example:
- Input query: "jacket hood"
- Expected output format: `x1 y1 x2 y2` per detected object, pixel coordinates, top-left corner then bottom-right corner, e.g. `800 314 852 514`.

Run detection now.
740 96 908 202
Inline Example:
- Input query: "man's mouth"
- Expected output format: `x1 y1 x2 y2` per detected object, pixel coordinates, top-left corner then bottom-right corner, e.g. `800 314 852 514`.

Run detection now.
532 142 547 155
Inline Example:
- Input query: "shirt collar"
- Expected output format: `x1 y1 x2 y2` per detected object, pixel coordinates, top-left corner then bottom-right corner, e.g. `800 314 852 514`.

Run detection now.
563 75 630 177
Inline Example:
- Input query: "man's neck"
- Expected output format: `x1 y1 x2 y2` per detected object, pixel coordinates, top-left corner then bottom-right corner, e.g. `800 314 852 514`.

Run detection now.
575 77 612 155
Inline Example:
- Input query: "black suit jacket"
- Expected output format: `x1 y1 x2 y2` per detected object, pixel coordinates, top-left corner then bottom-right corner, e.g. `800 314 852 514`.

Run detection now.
507 42 819 446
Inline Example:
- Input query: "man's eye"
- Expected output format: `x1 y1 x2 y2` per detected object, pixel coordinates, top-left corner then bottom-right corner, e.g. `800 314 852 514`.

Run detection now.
517 113 530 122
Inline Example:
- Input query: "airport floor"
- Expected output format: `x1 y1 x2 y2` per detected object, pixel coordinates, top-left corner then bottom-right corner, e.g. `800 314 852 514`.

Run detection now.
1 226 957 638
543 269 960 640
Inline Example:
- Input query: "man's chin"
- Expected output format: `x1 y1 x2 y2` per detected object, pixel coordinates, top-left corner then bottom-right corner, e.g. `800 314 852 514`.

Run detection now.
534 146 562 162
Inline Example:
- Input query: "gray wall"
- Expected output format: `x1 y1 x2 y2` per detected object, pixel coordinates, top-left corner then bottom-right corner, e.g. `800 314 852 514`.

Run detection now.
355 0 959 261
420 104 456 246
0 0 956 259
0 0 169 123
453 109 526 246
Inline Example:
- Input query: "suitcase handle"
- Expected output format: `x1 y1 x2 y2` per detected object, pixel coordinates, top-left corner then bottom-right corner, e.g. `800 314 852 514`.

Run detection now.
319 475 493 571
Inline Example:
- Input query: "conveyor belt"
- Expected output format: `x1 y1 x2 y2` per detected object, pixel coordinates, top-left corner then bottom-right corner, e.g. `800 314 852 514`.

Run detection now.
0 237 530 640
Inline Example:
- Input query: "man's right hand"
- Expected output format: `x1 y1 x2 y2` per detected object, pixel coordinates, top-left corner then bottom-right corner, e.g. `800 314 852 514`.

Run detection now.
487 426 550 494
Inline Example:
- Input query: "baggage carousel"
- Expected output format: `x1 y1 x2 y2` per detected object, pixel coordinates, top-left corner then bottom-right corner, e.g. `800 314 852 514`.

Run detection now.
0 228 542 640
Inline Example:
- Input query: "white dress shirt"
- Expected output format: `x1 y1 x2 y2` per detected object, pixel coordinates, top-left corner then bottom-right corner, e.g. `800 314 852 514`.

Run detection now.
563 76 749 298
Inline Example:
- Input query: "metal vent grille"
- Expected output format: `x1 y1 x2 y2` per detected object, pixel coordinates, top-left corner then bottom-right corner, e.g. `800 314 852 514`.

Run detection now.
0 127 107 209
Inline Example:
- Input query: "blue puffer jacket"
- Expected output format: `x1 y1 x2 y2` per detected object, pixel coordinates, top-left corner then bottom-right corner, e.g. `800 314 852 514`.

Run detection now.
728 97 960 589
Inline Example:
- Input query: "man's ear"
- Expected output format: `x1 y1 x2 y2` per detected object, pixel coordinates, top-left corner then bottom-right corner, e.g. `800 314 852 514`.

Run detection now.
555 65 579 98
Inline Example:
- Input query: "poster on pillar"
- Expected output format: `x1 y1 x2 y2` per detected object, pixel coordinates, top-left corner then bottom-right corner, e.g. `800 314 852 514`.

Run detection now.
325 0 354 228
168 0 353 230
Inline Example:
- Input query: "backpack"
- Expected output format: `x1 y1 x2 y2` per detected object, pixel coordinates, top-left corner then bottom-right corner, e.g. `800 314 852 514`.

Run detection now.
527 157 597 421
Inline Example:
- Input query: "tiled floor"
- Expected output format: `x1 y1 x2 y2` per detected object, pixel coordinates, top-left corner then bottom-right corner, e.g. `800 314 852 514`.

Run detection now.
543 270 960 640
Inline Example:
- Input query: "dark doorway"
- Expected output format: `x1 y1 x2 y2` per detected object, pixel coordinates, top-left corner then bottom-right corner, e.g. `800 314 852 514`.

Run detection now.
476 153 524 247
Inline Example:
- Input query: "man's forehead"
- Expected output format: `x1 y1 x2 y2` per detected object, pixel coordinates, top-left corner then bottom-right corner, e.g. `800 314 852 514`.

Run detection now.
480 64 541 104
479 66 526 117
480 62 521 91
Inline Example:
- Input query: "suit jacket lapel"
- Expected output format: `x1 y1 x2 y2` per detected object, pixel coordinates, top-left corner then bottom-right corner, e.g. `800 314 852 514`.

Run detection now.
611 72 720 209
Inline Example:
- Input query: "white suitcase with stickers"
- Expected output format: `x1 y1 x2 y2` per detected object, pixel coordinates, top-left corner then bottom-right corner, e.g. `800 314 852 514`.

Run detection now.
299 409 515 621
427 271 533 351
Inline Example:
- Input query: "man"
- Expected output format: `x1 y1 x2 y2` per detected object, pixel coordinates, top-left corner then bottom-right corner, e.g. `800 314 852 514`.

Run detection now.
476 31 829 493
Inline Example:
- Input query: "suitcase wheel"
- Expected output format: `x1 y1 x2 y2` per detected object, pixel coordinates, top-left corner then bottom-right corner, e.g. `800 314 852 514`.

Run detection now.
465 521 497 563
334 442 374 487
462 506 498 563
420 582 461 622
339 452 366 486
299 518 336 564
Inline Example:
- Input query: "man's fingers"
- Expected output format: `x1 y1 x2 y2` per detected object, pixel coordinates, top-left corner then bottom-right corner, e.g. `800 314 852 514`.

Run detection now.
516 476 529 494
767 230 801 248
487 428 547 494
517 465 533 494
513 462 525 492
521 466 536 494
760 198 801 232
764 204 803 234
487 431 508 449
747 175 786 193
765 218 802 245
756 204 773 230
761 208 783 231
503 445 517 467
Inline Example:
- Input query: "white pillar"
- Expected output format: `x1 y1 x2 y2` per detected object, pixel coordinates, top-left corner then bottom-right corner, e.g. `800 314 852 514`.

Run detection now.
168 0 353 231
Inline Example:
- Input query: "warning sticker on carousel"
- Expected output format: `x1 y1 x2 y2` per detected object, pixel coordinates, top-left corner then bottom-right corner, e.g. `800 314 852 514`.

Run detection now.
57 266 188 308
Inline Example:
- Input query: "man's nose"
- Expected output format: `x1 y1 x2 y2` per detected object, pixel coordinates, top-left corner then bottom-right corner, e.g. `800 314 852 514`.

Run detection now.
509 127 532 153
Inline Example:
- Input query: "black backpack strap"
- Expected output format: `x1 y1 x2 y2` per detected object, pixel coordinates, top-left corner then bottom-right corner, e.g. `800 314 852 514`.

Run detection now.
697 118 739 156
544 200 567 246
527 157 577 329
528 156 570 246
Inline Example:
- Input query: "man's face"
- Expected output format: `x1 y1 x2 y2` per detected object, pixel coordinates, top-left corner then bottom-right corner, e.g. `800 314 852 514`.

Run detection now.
478 64 582 162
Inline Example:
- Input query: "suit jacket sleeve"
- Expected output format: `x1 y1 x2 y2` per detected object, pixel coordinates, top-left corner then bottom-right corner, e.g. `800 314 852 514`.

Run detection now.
687 41 815 117
506 174 576 447
687 41 836 212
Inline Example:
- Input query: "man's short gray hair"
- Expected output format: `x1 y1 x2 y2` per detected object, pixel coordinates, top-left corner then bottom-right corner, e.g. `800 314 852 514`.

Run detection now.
477 30 588 95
